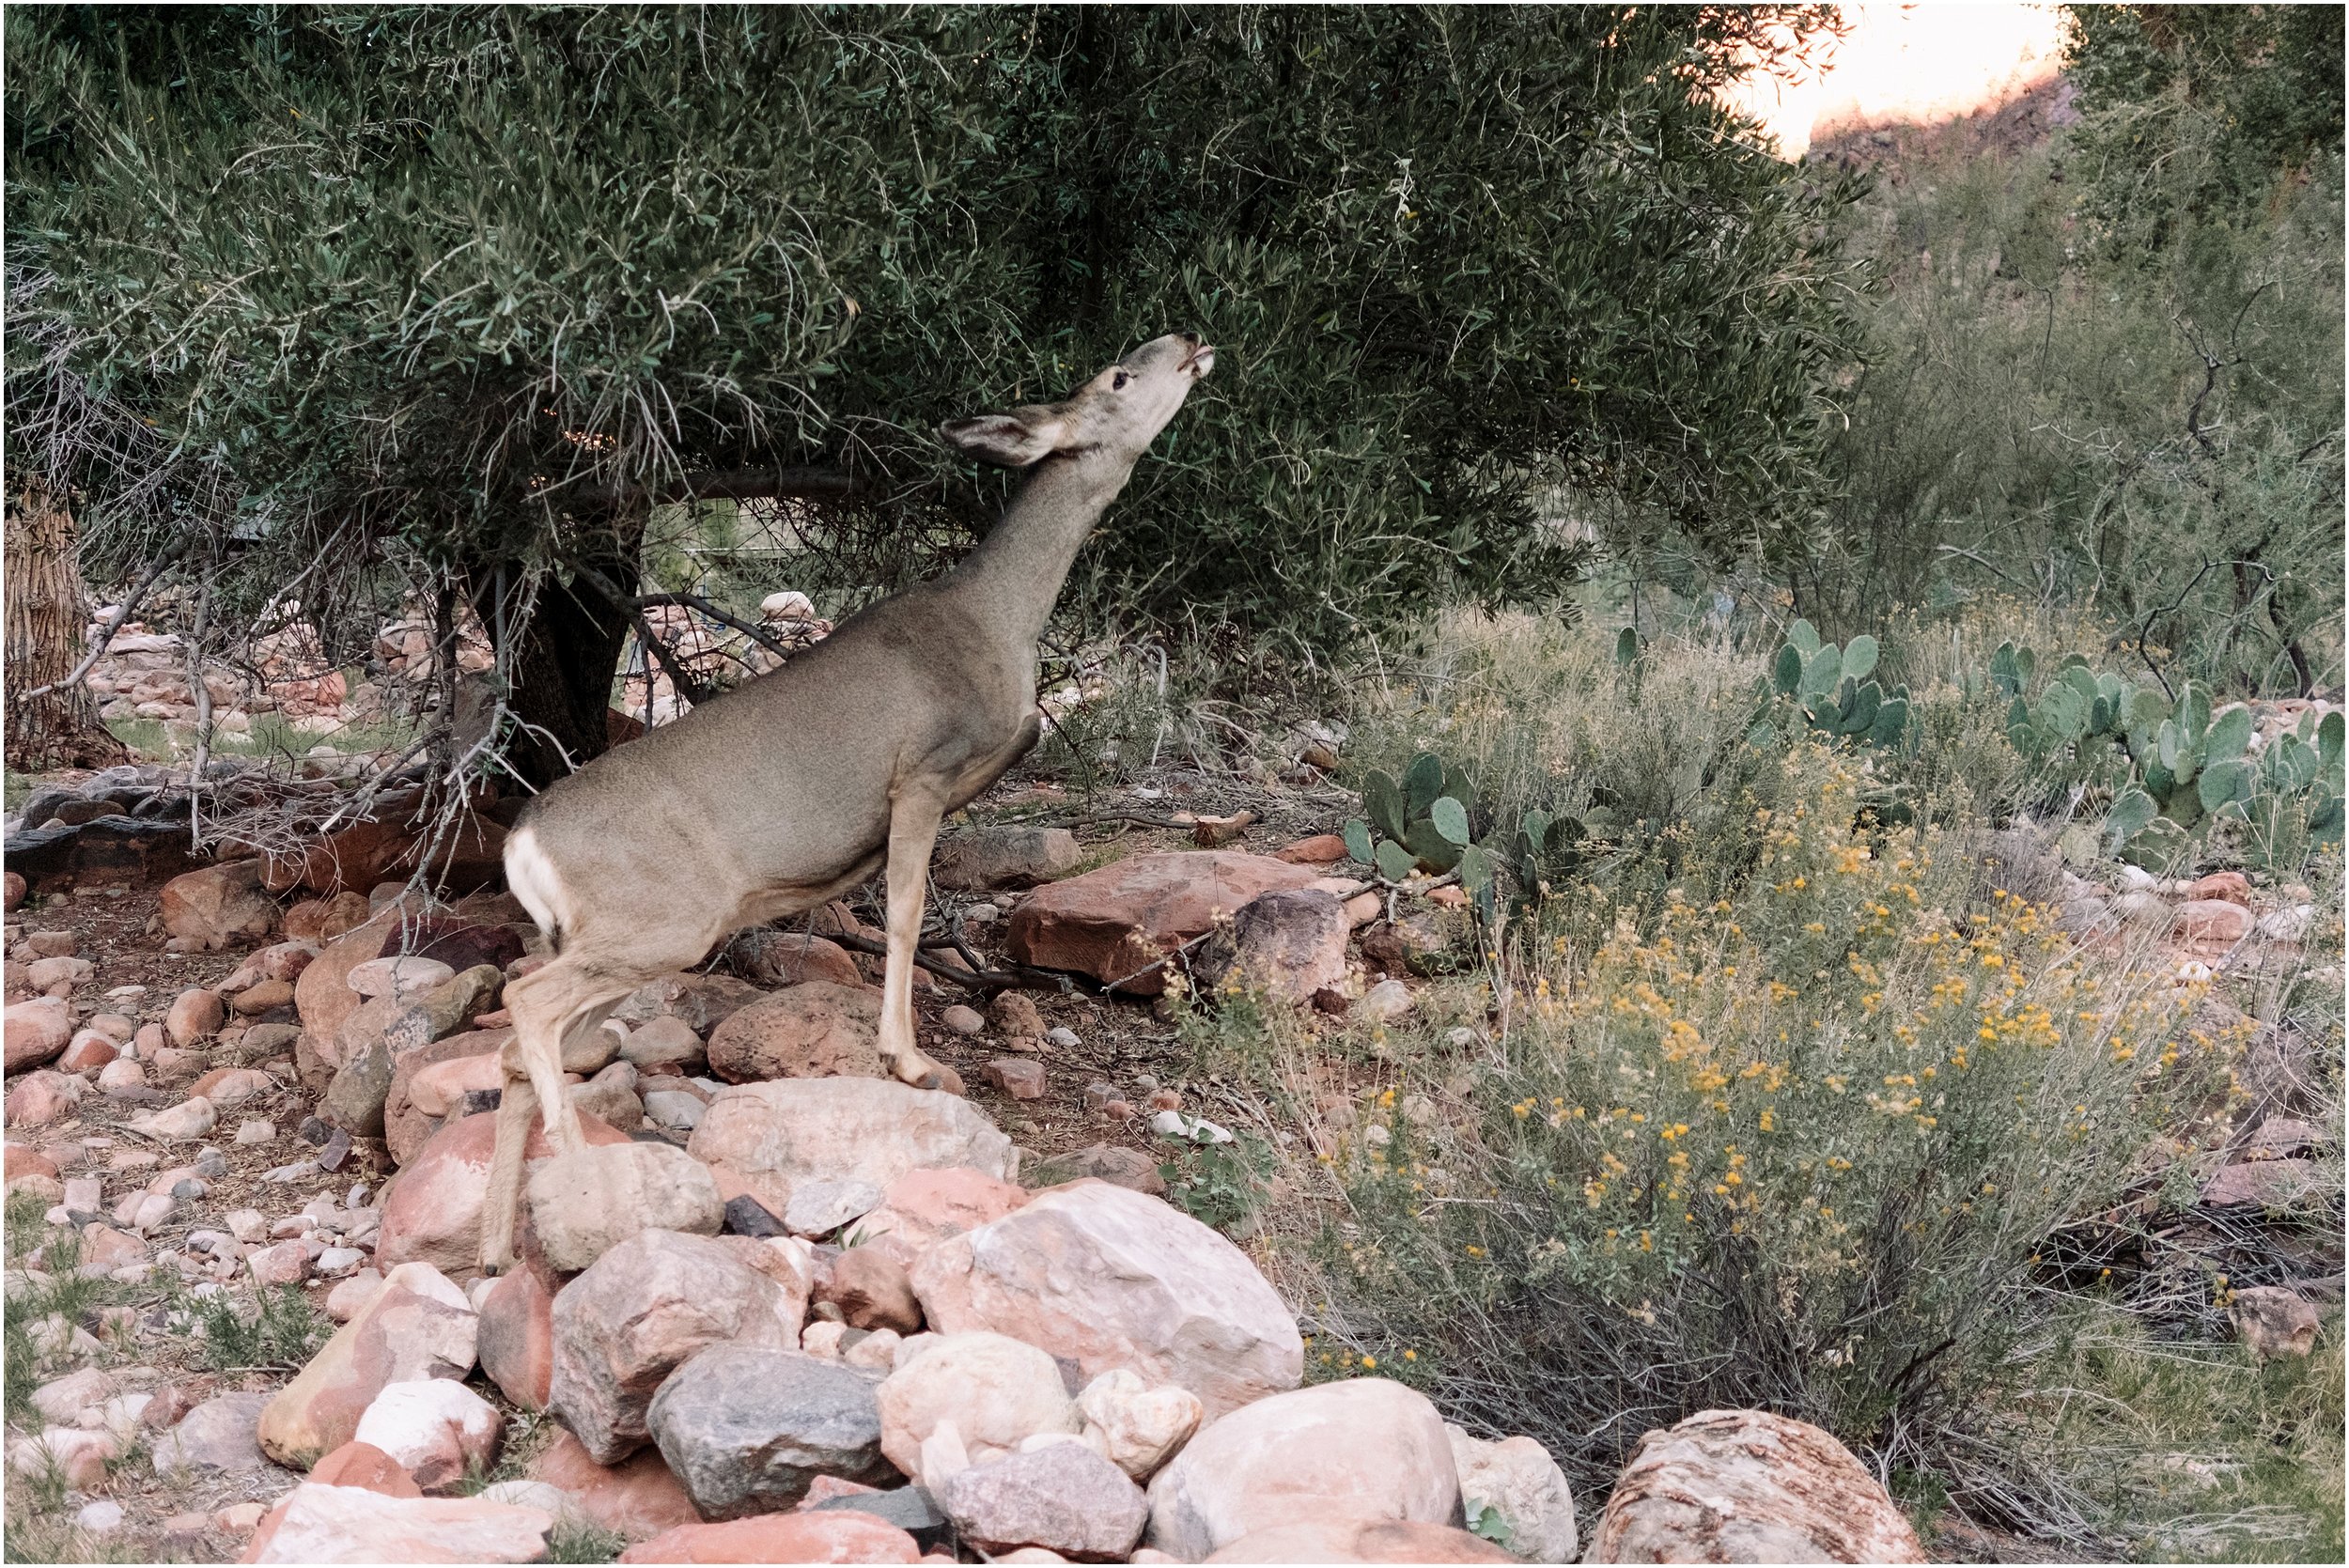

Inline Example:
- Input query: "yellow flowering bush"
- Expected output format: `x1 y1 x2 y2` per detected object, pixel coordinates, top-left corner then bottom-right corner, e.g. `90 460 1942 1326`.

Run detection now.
1306 743 2239 1487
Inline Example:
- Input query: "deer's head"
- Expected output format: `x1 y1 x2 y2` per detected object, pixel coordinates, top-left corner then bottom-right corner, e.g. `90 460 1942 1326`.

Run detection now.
940 332 1214 470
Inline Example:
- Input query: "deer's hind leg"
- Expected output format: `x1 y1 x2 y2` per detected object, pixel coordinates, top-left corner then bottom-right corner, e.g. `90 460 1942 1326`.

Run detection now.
477 948 666 1275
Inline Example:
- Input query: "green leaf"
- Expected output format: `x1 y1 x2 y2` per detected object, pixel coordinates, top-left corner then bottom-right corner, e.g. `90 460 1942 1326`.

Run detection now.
2039 683 2087 740
1771 643 1803 695
1364 772 1407 843
1405 817 1465 873
1374 838 1417 882
1613 626 1641 665
2205 705 2253 762
1342 820 1377 865
1840 633 1878 680
2320 710 2344 769
1404 753 1445 816
2104 785 2157 847
1801 644 1843 695
1840 681 1881 737
1870 696 1909 749
1786 618 1821 656
2198 757 2254 812
1429 795 1471 846
1456 842 1496 895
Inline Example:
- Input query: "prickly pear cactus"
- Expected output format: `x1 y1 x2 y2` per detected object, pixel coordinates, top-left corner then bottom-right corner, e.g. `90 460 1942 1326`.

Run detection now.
1753 620 1912 751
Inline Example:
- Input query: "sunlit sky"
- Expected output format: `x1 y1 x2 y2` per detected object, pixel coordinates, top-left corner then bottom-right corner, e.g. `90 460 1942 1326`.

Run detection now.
1722 3 2074 158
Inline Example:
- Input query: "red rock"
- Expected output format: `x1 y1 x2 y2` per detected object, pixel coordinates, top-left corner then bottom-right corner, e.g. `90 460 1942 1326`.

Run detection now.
376 1109 630 1282
855 1167 1031 1267
309 1440 425 1498
982 1058 1047 1100
2184 871 2252 907
2173 899 2253 946
733 930 867 988
4 1143 60 1183
270 816 416 898
800 1475 881 1508
57 1032 119 1073
707 983 884 1083
620 1513 922 1563
4 996 72 1071
3 871 23 911
384 1028 514 1166
1007 852 1324 996
478 1263 557 1410
294 911 402 1040
160 860 281 948
257 1261 480 1469
1272 834 1350 865
164 987 226 1047
2201 1159 2320 1208
527 1428 701 1542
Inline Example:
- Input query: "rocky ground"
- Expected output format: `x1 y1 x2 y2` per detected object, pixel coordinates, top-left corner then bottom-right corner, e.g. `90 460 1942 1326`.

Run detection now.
4 723 2339 1563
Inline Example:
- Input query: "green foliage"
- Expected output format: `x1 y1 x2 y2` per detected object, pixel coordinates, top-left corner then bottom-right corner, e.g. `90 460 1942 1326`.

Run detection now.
1985 637 2344 870
1346 749 1592 919
1797 27 2342 696
177 1281 332 1374
1755 619 1912 751
7 6 1865 675
1159 1132 1273 1238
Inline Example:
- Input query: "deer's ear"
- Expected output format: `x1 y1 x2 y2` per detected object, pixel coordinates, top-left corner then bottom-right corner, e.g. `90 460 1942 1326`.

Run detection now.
938 411 1066 468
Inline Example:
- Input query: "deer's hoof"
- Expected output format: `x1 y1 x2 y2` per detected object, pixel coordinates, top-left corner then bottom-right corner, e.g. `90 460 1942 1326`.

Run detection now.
915 1063 966 1097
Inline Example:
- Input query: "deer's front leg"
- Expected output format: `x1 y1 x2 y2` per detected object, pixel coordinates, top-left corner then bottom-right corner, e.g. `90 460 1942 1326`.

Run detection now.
879 790 964 1095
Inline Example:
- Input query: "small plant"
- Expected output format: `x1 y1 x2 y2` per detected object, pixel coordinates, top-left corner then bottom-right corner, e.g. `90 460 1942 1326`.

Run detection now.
1345 751 1595 920
1467 1501 1516 1549
1159 1131 1273 1236
177 1282 330 1373
1754 620 1912 751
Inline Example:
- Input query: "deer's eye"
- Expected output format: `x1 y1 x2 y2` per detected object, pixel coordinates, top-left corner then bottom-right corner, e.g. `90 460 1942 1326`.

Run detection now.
1112 370 1130 391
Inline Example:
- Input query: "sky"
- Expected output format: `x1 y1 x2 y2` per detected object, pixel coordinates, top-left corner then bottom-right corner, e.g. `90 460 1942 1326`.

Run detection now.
1721 2 2074 157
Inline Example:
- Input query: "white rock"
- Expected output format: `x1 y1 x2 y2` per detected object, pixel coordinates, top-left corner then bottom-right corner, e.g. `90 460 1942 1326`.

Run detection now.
76 1498 126 1534
128 1096 217 1141
875 1330 1081 1479
1447 1423 1578 1563
353 1379 506 1494
688 1077 1016 1218
642 1091 704 1130
785 1178 884 1237
346 956 455 999
919 1417 973 1489
1584 1409 1925 1563
1356 978 1414 1022
1149 1110 1234 1144
910 1180 1301 1419
1143 1379 1459 1560
1078 1369 1204 1482
235 1119 277 1144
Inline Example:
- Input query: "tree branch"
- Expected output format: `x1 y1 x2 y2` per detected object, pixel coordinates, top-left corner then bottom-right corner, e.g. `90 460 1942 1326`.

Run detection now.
555 467 864 510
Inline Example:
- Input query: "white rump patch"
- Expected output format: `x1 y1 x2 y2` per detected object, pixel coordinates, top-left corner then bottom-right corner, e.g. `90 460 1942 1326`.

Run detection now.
504 822 568 944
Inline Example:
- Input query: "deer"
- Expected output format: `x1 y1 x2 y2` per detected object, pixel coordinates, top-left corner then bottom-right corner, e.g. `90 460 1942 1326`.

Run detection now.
477 331 1217 1274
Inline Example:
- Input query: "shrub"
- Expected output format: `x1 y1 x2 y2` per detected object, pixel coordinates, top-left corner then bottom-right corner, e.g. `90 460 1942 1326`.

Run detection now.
1276 742 2241 1520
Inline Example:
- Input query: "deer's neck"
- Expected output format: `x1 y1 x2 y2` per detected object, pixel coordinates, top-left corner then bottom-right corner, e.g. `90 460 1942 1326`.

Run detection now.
947 456 1132 652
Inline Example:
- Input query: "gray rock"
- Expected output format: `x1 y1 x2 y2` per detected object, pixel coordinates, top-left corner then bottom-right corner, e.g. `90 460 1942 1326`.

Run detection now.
931 827 1083 892
935 1438 1148 1560
320 1038 396 1137
644 1090 706 1131
151 1391 275 1478
723 1195 787 1238
526 1141 723 1274
811 1484 948 1547
647 1344 895 1518
786 1179 884 1238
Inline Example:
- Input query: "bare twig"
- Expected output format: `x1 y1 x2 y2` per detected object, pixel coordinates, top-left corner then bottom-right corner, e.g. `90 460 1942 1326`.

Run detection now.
18 536 188 700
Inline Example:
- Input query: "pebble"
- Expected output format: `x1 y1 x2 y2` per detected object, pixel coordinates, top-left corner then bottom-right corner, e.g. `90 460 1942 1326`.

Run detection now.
236 1120 277 1144
1149 1110 1235 1144
75 1499 126 1534
1044 1027 1081 1050
941 1005 987 1035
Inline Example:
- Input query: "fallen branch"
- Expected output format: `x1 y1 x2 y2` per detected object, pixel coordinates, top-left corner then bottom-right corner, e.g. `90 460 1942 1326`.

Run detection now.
636 591 800 661
821 927 1079 998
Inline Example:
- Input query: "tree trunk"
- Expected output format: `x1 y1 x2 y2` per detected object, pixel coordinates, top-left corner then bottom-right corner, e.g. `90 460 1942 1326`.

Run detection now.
480 507 646 790
5 475 130 773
